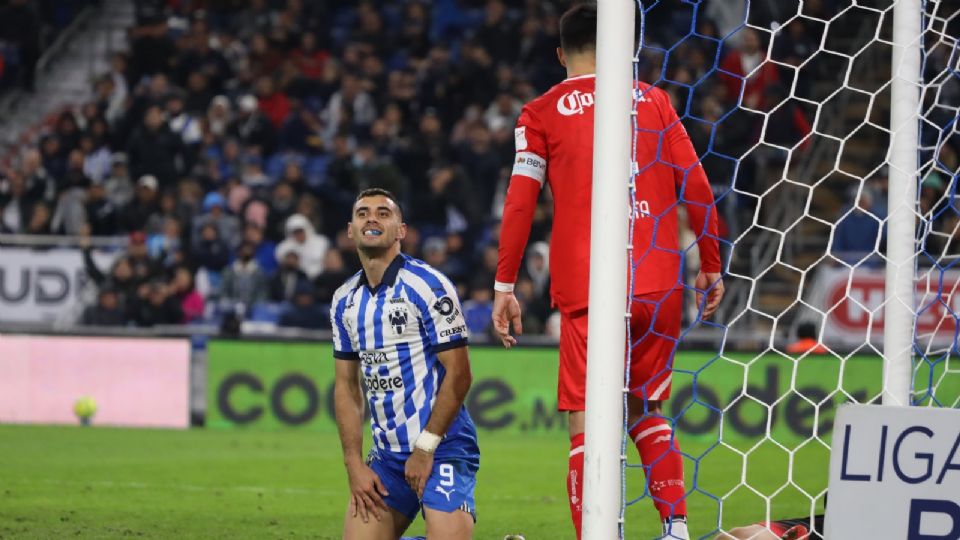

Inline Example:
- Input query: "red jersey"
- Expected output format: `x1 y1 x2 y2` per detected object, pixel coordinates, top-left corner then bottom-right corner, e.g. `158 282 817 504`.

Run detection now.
497 74 721 314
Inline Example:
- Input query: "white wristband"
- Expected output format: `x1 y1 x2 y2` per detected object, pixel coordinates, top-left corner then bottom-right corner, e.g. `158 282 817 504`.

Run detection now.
414 430 442 453
494 281 515 293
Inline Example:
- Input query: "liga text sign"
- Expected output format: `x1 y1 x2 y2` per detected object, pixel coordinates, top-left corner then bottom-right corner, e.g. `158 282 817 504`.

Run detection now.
826 404 960 539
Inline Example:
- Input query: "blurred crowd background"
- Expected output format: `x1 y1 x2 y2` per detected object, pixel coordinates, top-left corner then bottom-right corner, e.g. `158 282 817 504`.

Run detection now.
2 0 954 338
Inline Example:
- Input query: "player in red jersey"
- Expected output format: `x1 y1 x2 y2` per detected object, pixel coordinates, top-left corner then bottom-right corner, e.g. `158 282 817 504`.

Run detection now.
491 4 724 539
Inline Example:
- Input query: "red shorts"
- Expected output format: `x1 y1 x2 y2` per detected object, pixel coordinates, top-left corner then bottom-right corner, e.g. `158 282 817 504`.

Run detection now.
557 288 682 411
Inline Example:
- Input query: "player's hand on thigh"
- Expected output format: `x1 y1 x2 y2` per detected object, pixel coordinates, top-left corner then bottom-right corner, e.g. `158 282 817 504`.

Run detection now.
346 461 390 523
404 449 434 498
424 506 473 540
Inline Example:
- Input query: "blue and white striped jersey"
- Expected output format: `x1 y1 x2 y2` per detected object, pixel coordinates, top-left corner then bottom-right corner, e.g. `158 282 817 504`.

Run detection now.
331 254 478 456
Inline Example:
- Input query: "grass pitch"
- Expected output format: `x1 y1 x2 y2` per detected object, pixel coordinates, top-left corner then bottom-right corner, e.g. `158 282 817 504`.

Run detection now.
0 424 825 539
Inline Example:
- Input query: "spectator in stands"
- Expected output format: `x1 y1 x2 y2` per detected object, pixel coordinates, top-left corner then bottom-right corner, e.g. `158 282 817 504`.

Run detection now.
24 201 53 235
220 241 268 310
80 231 139 310
831 188 883 266
52 150 92 235
193 222 230 274
314 248 350 304
125 231 161 284
525 241 550 300
278 280 327 330
127 105 184 190
80 133 112 185
241 222 277 274
166 91 202 148
20 149 55 204
291 31 329 81
131 280 183 327
206 95 233 139
229 95 276 156
254 76 290 129
462 278 494 337
0 171 32 232
275 213 329 279
80 286 127 327
324 72 377 139
786 322 828 355
147 217 184 271
84 183 118 236
168 266 204 323
104 153 134 208
192 192 240 250
269 246 309 303
118 175 161 233
719 27 780 109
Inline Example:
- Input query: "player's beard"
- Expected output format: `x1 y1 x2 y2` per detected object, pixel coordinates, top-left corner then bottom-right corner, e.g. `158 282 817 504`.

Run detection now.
356 233 397 259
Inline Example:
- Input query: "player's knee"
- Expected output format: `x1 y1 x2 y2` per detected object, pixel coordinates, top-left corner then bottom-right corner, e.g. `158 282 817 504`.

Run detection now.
568 410 585 437
627 396 663 424
424 508 473 539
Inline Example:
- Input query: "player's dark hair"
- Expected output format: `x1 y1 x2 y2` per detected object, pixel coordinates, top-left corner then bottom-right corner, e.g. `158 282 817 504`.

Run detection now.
355 188 403 218
560 2 598 54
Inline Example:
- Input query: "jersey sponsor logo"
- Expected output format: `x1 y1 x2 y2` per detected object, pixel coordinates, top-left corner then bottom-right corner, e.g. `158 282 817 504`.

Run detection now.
632 199 651 219
633 89 651 103
387 304 409 335
439 325 466 338
364 373 404 391
434 296 455 316
514 126 528 150
557 90 594 116
511 151 547 184
360 351 389 364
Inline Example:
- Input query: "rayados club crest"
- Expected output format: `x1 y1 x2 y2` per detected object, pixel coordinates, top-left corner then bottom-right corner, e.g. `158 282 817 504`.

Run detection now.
387 304 409 335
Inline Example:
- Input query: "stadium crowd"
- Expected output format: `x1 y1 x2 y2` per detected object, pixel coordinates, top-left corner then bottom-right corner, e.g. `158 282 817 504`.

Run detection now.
0 0 857 333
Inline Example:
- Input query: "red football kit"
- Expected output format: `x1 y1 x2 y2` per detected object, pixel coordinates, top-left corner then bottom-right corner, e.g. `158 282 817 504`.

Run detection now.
497 74 721 409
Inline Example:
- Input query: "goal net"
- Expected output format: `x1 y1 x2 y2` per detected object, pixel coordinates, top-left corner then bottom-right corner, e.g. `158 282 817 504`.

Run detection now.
609 1 960 538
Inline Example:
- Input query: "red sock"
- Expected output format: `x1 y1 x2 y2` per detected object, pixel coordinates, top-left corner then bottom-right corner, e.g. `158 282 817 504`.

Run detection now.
567 432 585 540
630 416 687 521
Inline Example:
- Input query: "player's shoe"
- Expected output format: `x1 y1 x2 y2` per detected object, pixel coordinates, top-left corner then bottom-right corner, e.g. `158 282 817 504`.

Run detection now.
780 525 810 539
660 516 690 539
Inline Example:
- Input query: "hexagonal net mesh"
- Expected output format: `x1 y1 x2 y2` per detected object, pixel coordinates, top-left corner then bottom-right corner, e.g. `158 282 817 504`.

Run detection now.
617 1 960 538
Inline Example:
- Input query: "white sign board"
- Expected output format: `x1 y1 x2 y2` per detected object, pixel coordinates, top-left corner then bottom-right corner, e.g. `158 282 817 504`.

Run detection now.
826 404 960 539
806 267 960 349
0 247 115 323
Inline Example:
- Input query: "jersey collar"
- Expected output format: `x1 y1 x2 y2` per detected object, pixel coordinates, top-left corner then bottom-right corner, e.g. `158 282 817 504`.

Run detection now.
564 73 596 81
359 253 405 291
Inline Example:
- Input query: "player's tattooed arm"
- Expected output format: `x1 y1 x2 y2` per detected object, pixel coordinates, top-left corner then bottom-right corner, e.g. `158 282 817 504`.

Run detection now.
334 359 389 522
405 346 473 496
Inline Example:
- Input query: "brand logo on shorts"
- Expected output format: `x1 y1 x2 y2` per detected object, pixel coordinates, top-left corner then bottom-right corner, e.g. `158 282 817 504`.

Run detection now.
435 485 456 502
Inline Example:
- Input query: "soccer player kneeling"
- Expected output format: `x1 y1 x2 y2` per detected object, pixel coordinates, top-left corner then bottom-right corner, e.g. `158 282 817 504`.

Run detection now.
332 189 479 540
